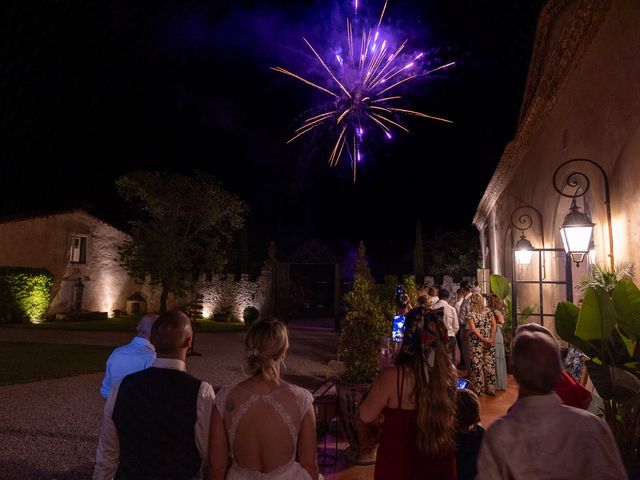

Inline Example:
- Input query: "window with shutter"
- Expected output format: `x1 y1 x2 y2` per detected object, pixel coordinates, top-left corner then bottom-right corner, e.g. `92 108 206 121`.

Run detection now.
70 235 88 264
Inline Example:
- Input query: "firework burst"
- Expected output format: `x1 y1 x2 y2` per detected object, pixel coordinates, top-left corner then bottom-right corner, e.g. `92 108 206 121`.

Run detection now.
271 0 454 181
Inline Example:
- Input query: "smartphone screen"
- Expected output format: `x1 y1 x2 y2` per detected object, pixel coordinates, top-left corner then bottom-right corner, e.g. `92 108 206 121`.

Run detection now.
392 315 405 343
456 378 469 390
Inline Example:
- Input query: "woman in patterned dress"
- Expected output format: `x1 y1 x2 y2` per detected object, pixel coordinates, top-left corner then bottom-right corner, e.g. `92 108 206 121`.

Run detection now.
465 293 497 395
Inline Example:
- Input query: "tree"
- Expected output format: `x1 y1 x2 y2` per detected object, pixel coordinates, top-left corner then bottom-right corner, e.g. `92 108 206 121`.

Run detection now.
117 171 246 312
422 228 480 281
413 220 424 285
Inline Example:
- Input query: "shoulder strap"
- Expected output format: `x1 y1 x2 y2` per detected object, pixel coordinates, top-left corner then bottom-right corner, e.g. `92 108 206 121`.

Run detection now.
397 365 405 407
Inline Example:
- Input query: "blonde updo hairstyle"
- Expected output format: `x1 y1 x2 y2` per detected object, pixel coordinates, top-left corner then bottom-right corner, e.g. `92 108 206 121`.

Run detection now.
469 292 486 314
244 319 289 385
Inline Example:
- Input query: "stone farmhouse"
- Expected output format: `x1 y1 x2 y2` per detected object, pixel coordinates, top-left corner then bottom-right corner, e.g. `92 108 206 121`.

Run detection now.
0 209 156 316
0 209 271 319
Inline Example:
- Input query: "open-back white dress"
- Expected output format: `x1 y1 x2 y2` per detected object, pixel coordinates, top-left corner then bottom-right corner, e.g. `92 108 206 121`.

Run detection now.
215 382 315 479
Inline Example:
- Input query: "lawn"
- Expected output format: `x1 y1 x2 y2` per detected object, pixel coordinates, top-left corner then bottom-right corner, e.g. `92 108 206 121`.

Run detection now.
0 341 115 386
1 316 247 333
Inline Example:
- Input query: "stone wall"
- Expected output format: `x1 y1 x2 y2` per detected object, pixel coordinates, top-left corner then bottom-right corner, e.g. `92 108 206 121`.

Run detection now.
196 270 272 322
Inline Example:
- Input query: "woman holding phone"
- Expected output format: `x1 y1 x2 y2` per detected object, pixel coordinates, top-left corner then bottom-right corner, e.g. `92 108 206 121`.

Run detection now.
360 306 458 480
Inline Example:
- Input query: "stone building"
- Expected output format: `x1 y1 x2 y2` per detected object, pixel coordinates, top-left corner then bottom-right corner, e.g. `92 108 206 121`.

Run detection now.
0 209 150 316
0 209 272 320
473 0 640 332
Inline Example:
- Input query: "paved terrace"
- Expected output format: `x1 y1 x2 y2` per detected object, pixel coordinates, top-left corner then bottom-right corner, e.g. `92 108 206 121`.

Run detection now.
0 319 516 479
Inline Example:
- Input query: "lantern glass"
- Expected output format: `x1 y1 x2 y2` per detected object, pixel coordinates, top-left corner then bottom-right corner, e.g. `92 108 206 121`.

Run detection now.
560 225 594 256
515 249 533 266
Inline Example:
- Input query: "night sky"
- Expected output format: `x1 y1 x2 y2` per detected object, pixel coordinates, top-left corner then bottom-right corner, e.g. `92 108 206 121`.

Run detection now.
1 0 544 275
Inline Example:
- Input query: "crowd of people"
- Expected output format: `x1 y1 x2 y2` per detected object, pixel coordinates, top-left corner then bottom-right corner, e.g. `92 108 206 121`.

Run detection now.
411 280 507 397
91 298 628 480
362 302 627 479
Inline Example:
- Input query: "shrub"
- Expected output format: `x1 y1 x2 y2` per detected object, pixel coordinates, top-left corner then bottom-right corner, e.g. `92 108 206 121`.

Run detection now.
213 305 232 322
0 267 53 323
243 306 260 326
338 273 389 384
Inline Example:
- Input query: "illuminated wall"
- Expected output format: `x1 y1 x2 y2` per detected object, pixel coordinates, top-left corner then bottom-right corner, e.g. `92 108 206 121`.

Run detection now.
198 272 271 322
0 210 273 320
473 0 640 335
0 210 141 317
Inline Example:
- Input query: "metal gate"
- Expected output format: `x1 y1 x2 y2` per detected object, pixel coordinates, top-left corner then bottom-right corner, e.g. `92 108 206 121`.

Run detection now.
511 248 573 339
272 262 341 327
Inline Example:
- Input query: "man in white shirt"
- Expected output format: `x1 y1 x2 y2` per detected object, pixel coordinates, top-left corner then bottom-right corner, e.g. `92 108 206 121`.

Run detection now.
456 281 473 369
432 288 459 364
93 310 215 480
100 313 158 399
477 328 626 479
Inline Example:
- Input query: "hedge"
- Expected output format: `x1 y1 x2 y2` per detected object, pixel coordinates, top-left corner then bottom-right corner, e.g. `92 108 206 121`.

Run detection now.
0 267 53 323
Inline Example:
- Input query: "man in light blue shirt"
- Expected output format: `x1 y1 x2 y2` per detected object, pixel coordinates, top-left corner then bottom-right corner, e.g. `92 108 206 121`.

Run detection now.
100 313 158 399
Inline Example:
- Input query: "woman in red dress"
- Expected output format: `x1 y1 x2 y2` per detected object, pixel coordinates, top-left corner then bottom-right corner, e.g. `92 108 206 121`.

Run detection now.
360 306 458 480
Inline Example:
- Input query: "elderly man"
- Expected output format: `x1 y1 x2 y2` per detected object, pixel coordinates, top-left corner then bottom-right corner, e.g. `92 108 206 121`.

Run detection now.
477 327 626 479
94 310 215 480
100 313 158 399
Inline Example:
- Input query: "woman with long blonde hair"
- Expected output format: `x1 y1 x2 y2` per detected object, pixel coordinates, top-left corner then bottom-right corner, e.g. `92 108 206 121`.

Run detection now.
208 319 320 480
360 306 458 479
466 293 497 395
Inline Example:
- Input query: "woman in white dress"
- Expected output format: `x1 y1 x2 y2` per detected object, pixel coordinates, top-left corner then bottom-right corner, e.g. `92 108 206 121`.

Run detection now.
208 319 321 480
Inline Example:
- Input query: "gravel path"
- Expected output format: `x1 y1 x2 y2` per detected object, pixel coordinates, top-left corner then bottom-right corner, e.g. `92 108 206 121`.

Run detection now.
0 321 338 479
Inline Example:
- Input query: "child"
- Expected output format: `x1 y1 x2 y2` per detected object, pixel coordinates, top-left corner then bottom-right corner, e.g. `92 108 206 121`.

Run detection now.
455 388 485 480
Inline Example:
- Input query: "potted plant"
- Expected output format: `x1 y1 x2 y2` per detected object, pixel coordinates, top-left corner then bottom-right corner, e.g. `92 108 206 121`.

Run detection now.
555 275 640 475
336 273 389 465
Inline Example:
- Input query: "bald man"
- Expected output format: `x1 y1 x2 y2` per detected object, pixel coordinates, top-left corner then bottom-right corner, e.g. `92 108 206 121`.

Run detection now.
94 310 215 480
477 329 626 479
100 313 158 399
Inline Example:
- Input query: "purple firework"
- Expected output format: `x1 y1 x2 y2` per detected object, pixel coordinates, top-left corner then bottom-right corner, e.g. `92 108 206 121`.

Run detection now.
271 0 454 181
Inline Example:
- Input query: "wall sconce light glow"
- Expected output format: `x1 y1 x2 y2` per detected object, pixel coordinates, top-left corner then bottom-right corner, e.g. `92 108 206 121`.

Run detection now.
514 236 534 266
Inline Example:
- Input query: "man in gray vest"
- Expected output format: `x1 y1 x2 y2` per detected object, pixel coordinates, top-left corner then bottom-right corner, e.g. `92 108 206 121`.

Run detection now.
93 310 215 479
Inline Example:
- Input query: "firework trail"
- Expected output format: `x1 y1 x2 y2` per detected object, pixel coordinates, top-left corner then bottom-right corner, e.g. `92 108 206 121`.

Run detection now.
272 0 454 181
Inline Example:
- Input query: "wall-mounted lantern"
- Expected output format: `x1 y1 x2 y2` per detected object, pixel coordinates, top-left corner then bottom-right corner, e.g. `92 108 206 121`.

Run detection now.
552 159 614 268
511 205 545 270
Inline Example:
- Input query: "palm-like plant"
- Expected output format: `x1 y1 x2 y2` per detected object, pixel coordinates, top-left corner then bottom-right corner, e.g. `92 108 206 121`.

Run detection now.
556 276 640 473
578 261 635 294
